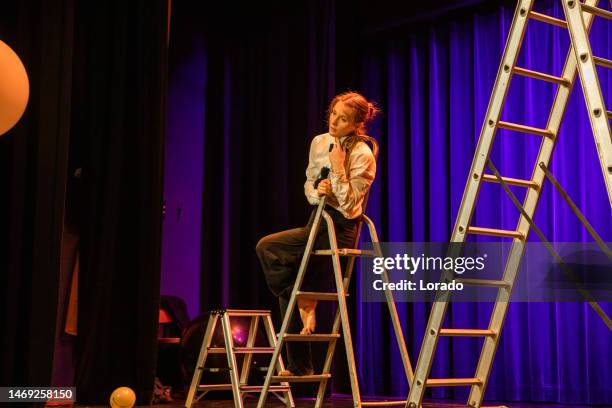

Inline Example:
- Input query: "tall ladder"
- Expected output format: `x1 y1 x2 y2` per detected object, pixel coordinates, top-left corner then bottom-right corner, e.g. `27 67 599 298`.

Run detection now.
256 137 414 408
407 1 612 407
185 309 295 408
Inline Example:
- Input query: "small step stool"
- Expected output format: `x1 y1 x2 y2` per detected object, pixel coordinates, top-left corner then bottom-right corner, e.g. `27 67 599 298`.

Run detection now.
185 309 295 408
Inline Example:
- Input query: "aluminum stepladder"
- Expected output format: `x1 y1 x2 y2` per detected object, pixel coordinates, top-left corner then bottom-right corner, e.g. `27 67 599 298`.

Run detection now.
407 0 612 407
257 136 414 408
185 309 295 408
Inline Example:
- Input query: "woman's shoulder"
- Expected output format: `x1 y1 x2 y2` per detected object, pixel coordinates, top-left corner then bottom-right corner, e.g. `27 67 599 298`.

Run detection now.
353 136 376 157
312 132 332 142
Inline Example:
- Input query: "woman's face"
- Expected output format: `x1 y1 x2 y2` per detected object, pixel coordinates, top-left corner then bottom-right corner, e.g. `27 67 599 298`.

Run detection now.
329 101 358 138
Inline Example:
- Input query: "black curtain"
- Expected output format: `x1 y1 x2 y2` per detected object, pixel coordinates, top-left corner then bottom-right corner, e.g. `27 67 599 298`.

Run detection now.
72 0 167 403
0 0 74 389
0 0 168 404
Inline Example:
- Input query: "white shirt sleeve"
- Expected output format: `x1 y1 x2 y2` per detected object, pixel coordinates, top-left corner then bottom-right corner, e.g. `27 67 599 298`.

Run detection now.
329 146 376 218
304 137 321 205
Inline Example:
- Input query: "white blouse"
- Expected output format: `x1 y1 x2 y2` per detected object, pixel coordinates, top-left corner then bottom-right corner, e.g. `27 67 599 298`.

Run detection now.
303 133 376 219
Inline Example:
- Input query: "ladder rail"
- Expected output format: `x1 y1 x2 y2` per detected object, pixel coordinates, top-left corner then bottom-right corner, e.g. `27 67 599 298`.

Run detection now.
407 1 536 405
239 316 259 385
564 0 612 207
262 314 295 408
256 197 329 408
221 312 244 408
185 313 218 408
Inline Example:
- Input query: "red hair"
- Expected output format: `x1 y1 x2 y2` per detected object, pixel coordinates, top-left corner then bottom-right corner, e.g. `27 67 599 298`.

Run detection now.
327 91 380 135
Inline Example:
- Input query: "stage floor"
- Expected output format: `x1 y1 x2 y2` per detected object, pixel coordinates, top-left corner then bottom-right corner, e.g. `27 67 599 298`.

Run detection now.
71 396 599 408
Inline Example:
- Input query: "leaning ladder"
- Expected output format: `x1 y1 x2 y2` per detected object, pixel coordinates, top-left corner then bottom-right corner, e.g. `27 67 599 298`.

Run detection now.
185 309 295 408
407 0 612 407
256 137 414 408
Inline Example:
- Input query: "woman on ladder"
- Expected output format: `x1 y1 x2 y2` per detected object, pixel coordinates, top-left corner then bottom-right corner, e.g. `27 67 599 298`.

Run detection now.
256 91 379 376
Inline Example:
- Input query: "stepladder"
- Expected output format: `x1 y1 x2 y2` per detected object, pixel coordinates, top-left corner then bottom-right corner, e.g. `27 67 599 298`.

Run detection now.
185 309 295 408
407 1 612 407
257 136 414 408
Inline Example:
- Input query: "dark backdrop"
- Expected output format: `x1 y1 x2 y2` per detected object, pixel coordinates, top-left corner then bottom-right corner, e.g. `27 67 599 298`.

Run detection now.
0 0 168 404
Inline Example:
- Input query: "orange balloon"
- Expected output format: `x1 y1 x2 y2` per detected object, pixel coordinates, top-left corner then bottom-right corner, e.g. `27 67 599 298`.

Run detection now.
0 40 29 136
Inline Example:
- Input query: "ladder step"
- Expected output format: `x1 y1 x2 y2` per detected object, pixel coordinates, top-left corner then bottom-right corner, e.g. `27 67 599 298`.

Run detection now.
225 309 271 317
296 291 347 301
581 4 612 21
271 374 331 383
467 226 525 240
207 347 275 354
439 329 497 337
497 121 553 138
361 401 408 406
283 333 340 342
455 278 510 288
481 174 539 189
513 66 570 86
426 378 482 387
199 367 230 372
528 11 567 27
607 110 612 119
312 248 376 257
197 383 233 391
593 56 612 70
239 385 292 392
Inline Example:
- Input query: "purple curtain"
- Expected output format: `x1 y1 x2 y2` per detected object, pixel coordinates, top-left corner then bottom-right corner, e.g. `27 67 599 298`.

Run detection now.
358 1 611 404
164 0 611 404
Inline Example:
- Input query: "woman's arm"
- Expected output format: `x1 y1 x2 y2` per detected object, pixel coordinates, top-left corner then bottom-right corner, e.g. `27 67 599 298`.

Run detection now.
304 137 322 205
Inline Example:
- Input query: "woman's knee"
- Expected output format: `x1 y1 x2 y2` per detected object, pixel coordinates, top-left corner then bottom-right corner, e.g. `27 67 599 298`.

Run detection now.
256 235 272 258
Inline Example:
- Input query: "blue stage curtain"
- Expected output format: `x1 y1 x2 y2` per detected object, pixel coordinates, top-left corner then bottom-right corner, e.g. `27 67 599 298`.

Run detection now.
358 1 611 404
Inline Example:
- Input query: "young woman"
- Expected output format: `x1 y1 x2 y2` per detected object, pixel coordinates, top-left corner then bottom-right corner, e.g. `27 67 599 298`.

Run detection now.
256 91 379 376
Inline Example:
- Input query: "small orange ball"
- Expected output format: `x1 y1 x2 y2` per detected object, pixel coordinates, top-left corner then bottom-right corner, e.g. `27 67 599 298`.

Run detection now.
109 386 136 408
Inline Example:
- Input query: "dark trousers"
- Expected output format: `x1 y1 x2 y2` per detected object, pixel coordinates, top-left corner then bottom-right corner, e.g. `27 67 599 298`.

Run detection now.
256 206 359 374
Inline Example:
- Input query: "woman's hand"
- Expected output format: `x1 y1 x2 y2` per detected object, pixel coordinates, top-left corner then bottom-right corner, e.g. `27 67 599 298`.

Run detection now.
329 142 346 173
317 179 333 197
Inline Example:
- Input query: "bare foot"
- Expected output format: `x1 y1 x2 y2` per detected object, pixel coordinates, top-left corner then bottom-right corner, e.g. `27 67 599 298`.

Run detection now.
297 298 317 335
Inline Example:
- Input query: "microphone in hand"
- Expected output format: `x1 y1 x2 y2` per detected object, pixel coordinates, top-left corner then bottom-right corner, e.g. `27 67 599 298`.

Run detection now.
314 166 330 188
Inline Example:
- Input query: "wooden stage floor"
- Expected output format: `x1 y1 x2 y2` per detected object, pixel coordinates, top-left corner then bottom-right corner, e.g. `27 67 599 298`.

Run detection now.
71 395 601 408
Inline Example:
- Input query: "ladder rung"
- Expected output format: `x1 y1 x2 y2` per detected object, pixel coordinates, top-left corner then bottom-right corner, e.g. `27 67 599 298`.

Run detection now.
283 333 340 342
426 378 482 387
199 367 230 372
481 174 539 189
455 278 510 288
239 385 291 392
225 309 271 317
197 384 232 391
497 121 553 138
594 56 612 70
607 110 612 119
312 248 376 257
361 401 408 406
207 347 275 354
271 374 331 383
296 291 347 301
581 4 612 21
513 66 570 86
467 226 525 240
528 11 567 27
439 329 496 337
